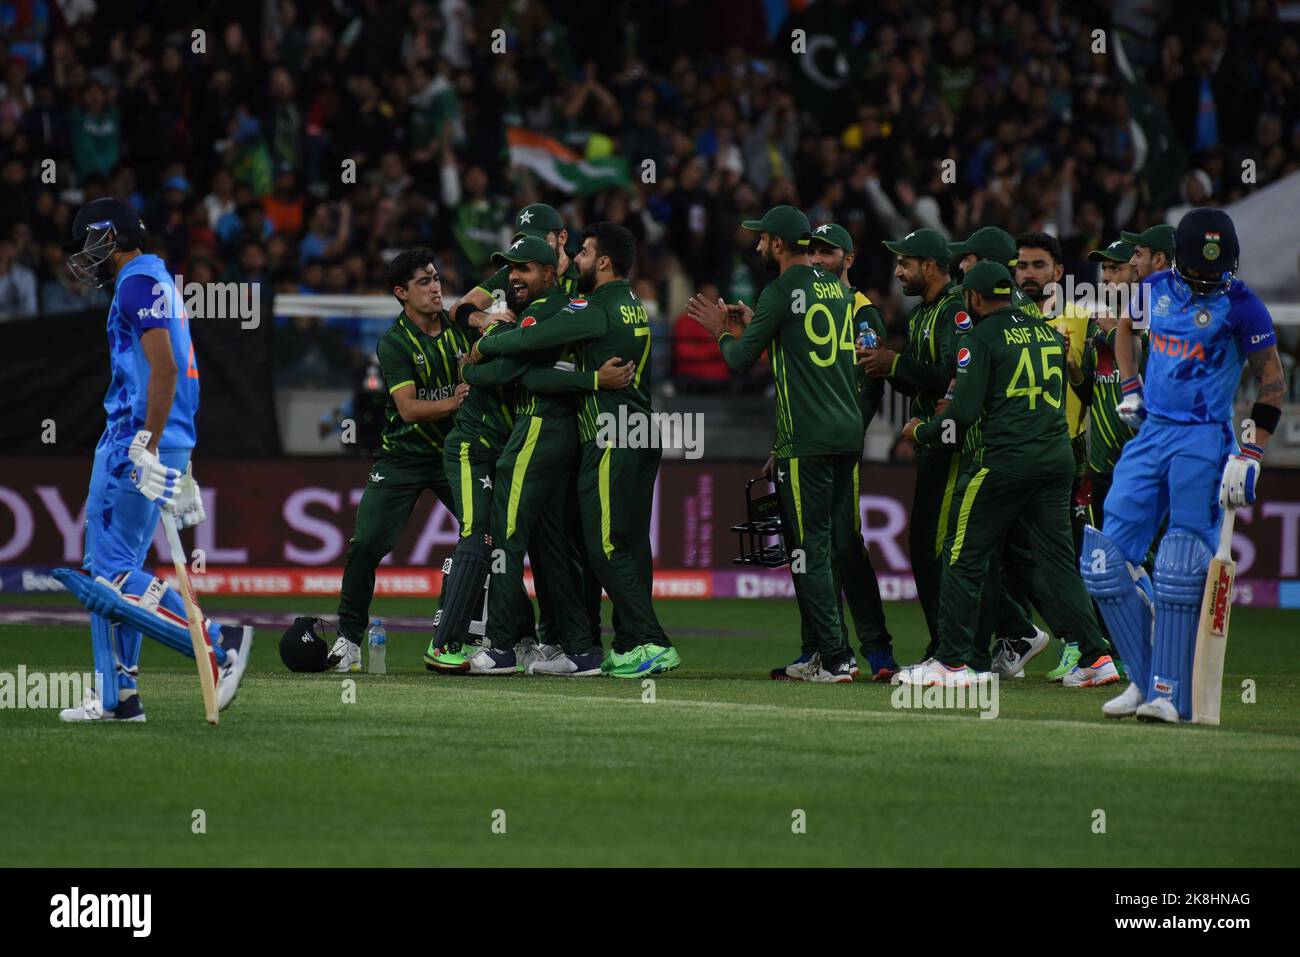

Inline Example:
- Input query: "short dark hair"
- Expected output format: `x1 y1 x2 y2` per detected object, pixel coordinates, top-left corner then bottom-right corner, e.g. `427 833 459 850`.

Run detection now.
387 248 438 293
582 222 636 277
1016 231 1062 265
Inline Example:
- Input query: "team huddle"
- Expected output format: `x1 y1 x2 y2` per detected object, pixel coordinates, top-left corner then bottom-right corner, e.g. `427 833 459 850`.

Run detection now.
48 186 1283 725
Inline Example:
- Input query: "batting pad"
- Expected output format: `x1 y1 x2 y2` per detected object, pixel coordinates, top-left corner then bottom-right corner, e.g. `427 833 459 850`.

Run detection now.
53 568 227 665
433 531 494 646
1151 529 1213 720
1080 525 1154 691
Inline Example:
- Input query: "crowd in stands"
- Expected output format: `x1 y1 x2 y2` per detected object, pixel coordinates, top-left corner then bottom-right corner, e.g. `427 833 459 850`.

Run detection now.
1 0 1296 395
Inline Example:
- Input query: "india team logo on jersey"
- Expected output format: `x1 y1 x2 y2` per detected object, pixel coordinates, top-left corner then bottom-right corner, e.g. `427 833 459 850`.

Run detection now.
568 298 588 310
954 311 972 331
957 347 972 368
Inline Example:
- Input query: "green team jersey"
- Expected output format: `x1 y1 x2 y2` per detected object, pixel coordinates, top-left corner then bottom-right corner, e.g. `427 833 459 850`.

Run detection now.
475 278 653 444
851 288 888 430
915 304 1073 480
375 311 473 457
888 283 963 425
1073 323 1146 474
718 264 861 458
453 320 522 452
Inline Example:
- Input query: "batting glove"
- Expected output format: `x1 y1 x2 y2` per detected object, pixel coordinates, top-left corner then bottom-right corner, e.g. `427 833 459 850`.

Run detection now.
1218 443 1262 510
1115 377 1147 429
166 463 207 529
127 430 182 503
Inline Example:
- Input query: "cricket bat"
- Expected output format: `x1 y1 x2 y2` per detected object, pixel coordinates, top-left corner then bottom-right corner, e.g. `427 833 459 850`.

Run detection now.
162 509 220 725
1191 508 1236 726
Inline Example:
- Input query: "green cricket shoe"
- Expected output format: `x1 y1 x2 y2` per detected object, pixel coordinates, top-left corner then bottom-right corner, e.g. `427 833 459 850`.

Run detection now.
604 643 681 678
1046 641 1080 682
423 639 472 674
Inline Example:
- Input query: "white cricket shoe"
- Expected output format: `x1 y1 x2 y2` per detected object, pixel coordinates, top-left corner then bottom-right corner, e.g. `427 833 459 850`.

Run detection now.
1102 682 1145 718
59 691 146 723
804 653 854 683
1062 655 1121 688
328 635 361 672
217 625 253 710
894 659 973 688
517 638 558 672
526 647 603 677
1135 696 1181 724
992 626 1051 676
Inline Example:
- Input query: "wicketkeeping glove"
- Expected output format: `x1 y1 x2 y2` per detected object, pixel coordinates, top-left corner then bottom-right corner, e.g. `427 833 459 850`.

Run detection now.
127 430 182 503
1218 443 1262 510
166 463 207 529
1115 376 1147 429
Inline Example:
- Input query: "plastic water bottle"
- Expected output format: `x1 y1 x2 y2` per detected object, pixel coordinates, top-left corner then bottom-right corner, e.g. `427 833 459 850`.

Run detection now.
367 619 387 674
857 322 879 349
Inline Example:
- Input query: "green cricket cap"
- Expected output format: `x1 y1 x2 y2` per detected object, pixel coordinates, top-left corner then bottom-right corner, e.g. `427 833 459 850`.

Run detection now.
490 234 557 268
512 203 565 239
1120 224 1175 258
741 205 811 246
947 226 1018 267
882 227 948 263
961 260 1016 298
808 222 853 252
1088 239 1136 263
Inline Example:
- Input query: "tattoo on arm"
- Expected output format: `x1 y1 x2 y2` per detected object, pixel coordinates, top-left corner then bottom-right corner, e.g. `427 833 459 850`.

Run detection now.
1248 346 1285 409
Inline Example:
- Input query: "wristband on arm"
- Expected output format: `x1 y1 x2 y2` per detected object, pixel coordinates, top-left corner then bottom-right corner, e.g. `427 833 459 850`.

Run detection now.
1249 402 1281 437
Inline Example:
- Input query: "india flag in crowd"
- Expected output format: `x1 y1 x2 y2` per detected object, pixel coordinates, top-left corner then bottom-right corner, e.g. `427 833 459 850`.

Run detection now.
506 128 630 195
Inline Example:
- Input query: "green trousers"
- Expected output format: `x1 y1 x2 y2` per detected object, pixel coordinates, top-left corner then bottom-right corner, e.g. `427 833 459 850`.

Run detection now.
338 453 453 644
912 449 961 655
442 429 535 646
773 452 858 659
575 440 668 654
834 459 894 656
936 468 1107 669
485 415 591 654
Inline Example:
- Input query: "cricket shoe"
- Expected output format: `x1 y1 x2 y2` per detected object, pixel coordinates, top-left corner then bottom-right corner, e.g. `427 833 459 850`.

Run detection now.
423 639 474 674
328 635 362 673
1102 682 1145 719
1045 641 1079 682
894 660 973 688
771 654 815 681
992 625 1050 677
1061 655 1121 688
526 647 603 677
59 691 146 723
216 625 253 711
518 638 562 673
605 643 681 678
804 653 854 683
865 651 900 683
467 646 517 675
1135 696 1180 724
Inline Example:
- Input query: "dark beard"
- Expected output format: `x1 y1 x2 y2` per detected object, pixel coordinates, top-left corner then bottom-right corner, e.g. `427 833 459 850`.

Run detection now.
761 249 779 276
1021 282 1046 303
577 266 597 293
506 283 528 312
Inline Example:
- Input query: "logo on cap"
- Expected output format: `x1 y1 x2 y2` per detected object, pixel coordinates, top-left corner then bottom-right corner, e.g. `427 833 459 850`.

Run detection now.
954 311 972 331
957 347 971 368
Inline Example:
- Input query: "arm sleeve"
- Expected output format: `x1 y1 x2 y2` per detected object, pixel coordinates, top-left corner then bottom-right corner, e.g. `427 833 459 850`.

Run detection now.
718 284 783 373
1228 288 1277 354
915 335 987 445
377 337 417 394
522 365 600 394
471 264 511 301
462 355 529 387
117 274 171 333
478 306 606 357
1071 342 1095 406
888 300 957 396
855 303 888 424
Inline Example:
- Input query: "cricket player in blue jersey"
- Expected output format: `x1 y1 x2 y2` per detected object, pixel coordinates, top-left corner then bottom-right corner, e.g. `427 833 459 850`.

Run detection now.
1082 208 1285 723
52 198 252 722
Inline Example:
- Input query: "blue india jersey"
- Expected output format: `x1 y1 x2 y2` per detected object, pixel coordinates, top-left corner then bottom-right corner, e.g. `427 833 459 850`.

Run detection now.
1133 270 1275 424
101 254 199 450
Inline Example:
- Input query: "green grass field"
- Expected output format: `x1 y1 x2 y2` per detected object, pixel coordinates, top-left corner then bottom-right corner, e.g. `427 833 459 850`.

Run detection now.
2 593 1297 867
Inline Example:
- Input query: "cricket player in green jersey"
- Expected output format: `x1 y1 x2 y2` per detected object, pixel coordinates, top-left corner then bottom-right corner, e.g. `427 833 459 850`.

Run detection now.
856 228 963 664
688 205 862 683
471 223 679 678
431 236 634 675
331 250 471 671
897 262 1120 688
807 222 899 680
452 203 582 332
